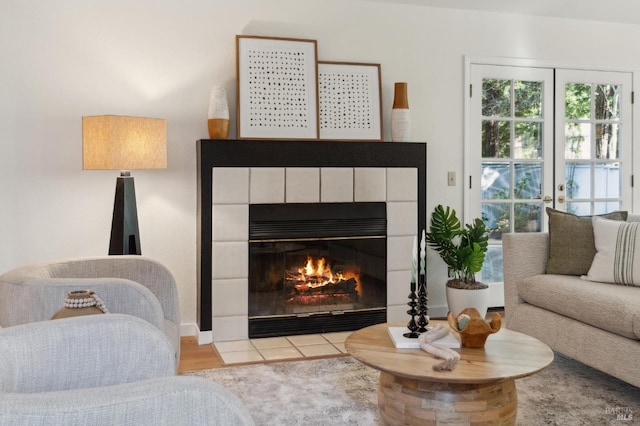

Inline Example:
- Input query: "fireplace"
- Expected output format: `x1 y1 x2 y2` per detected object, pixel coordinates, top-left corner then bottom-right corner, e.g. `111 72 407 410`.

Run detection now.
248 202 386 337
197 139 426 344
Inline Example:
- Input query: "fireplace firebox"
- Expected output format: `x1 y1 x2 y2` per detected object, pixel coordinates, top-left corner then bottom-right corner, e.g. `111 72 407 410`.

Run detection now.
248 202 387 338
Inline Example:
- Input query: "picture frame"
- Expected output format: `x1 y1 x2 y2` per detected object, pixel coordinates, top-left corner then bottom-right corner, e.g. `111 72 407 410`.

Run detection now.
318 61 383 141
236 35 319 140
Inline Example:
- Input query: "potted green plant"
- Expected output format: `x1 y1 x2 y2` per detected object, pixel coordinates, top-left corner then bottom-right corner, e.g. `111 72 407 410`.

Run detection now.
426 204 490 317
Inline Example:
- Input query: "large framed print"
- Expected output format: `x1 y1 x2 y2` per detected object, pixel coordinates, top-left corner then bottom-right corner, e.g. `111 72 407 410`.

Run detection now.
236 35 319 140
318 61 382 141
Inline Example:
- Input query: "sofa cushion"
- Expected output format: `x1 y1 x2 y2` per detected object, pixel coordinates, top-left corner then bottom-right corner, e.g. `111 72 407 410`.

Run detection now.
518 274 640 340
583 216 640 287
545 208 627 276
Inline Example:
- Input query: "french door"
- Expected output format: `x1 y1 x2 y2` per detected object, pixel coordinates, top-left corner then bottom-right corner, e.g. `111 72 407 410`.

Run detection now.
467 63 633 293
555 69 632 216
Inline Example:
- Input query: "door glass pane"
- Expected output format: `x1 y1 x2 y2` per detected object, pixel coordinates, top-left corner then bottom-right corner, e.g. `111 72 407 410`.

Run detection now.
565 163 591 199
595 84 621 120
514 202 542 232
482 79 511 116
514 81 542 118
514 163 542 199
565 123 591 159
481 162 510 199
594 163 620 198
563 77 625 216
514 122 542 159
594 202 621 214
482 203 510 242
477 73 552 288
480 245 503 283
482 120 510 158
565 83 591 119
565 202 590 215
595 124 620 159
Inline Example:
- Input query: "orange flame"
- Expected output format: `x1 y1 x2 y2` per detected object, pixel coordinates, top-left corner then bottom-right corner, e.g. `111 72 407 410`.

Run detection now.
289 255 359 289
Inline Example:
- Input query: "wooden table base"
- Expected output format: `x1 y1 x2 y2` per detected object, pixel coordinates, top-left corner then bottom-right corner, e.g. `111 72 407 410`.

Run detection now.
378 372 517 425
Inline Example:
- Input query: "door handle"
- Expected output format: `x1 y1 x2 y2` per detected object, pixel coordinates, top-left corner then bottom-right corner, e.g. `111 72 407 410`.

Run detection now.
543 195 552 203
557 195 565 203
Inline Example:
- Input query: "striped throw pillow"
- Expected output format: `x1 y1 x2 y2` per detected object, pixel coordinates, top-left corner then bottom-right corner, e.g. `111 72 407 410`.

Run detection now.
583 216 640 286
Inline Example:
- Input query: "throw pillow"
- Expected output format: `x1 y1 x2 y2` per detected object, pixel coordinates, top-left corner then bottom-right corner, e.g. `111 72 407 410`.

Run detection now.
546 208 628 275
583 216 640 286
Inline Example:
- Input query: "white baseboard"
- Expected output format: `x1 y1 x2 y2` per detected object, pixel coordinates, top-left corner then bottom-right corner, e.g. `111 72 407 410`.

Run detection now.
180 323 213 345
180 323 197 337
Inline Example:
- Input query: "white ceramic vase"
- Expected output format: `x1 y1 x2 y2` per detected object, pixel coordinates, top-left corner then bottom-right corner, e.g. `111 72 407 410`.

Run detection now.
391 82 410 142
208 85 230 139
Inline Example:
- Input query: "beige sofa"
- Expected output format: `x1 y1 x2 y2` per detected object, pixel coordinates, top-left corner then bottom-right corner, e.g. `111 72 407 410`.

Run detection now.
503 221 640 388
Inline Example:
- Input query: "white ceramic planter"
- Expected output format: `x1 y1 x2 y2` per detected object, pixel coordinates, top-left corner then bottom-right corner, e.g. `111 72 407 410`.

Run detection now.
446 286 490 318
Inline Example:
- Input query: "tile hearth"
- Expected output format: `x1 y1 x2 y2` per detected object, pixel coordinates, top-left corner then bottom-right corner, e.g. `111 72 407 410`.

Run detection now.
214 331 352 365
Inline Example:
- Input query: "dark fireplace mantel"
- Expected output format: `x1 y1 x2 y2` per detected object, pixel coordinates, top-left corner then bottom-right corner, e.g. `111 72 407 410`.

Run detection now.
197 139 427 333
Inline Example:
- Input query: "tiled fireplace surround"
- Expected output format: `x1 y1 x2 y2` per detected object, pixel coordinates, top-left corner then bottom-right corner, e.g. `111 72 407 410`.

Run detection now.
197 140 426 344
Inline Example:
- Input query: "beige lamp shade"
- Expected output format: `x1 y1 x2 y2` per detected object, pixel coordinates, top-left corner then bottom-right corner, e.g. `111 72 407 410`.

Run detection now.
82 115 167 170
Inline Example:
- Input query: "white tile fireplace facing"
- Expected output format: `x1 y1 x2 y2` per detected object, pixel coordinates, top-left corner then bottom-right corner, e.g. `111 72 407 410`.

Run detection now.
211 167 417 342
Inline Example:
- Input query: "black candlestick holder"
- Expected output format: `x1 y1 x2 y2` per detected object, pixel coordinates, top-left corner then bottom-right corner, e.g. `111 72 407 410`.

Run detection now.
417 275 429 333
403 283 420 338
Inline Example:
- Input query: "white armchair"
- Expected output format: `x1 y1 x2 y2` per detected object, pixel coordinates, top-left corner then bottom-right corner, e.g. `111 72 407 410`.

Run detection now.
0 256 181 364
0 314 254 425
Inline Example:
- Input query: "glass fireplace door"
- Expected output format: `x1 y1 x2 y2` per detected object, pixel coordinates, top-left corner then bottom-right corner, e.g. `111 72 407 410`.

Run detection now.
248 202 387 337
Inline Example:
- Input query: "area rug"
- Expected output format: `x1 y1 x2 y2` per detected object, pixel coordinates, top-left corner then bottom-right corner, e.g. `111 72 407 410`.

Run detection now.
183 353 638 425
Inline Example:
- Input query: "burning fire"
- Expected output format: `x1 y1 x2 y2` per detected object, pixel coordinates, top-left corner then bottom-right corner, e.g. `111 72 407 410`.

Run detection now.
287 256 359 291
299 257 342 287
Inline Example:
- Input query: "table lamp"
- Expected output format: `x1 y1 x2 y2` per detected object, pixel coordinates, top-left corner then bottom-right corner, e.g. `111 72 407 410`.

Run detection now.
82 115 167 255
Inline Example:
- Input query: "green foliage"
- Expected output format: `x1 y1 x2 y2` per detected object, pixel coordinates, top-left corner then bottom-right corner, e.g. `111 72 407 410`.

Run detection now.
565 83 590 119
481 78 543 159
426 205 489 284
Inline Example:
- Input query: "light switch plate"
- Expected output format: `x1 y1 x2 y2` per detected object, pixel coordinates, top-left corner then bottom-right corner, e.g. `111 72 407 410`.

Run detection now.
448 171 456 186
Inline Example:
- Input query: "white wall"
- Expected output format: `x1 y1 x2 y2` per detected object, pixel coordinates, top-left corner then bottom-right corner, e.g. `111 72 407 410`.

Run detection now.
2 0 640 330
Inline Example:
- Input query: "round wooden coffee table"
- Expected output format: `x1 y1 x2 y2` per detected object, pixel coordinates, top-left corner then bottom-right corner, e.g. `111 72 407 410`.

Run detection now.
345 321 554 425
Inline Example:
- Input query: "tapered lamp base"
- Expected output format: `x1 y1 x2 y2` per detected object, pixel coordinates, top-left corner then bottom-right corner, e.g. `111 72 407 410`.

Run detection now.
109 172 141 255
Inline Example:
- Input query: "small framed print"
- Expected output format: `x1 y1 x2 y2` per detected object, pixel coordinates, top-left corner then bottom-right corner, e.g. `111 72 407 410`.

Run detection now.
318 61 382 141
236 35 319 140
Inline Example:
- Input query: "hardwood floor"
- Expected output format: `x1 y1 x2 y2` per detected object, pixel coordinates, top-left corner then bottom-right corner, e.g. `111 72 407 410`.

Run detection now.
178 336 224 372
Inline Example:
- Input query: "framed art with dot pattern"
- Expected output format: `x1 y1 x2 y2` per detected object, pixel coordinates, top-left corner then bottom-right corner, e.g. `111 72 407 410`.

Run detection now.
318 61 382 141
236 35 319 140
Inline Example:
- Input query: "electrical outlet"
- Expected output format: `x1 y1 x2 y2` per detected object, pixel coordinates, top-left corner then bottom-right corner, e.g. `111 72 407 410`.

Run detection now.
447 171 456 186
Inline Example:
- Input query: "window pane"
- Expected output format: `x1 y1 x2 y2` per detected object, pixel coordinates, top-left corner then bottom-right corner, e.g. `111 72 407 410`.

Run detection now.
565 202 591 215
514 202 542 232
482 202 510 241
565 163 591 199
480 246 503 283
514 121 542 159
565 83 590 119
514 163 542 199
594 202 620 214
481 162 510 199
594 163 620 198
482 79 511 117
595 84 621 120
565 123 591 159
595 124 620 160
514 81 542 118
482 120 510 158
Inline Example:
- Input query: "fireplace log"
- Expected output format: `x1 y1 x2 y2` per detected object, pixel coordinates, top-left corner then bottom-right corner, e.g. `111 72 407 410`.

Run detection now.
290 277 358 296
